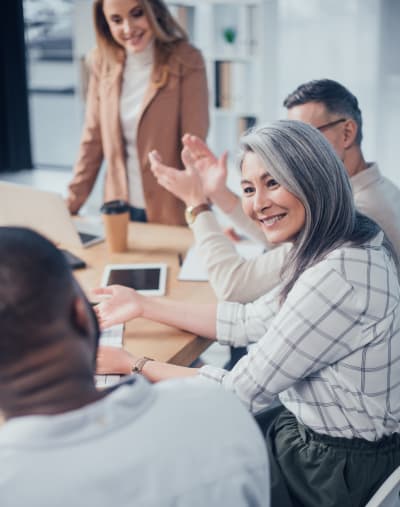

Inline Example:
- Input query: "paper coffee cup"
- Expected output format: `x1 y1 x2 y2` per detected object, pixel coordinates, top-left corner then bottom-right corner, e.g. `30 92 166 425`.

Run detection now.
100 200 130 253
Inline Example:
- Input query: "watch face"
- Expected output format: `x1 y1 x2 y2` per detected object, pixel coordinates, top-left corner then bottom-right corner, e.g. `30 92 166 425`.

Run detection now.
185 206 194 225
185 204 210 225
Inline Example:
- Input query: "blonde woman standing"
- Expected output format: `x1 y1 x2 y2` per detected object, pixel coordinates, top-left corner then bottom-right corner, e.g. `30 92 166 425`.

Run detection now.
67 0 208 224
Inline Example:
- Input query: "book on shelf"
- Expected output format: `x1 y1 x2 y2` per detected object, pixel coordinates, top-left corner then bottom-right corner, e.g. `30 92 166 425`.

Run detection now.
170 5 194 37
238 116 257 136
215 61 231 108
215 60 248 111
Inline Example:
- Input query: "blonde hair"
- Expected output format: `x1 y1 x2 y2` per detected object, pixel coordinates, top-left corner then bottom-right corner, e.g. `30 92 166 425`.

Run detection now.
93 0 188 85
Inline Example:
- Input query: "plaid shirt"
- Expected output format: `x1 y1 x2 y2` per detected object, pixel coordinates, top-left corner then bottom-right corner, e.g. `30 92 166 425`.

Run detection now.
200 232 400 440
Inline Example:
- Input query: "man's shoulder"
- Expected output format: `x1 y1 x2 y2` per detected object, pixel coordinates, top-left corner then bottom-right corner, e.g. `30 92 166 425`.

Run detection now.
153 376 266 449
0 378 270 507
354 164 400 198
154 376 249 418
152 378 269 503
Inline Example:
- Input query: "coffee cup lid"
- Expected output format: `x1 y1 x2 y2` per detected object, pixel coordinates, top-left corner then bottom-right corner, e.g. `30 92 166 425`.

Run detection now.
100 200 130 214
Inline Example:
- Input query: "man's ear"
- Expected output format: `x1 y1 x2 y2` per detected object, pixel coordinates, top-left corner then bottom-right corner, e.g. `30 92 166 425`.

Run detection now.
71 297 91 337
343 119 358 149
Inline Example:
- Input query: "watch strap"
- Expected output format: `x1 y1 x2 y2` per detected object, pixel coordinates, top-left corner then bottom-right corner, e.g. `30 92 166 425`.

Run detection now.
132 356 154 374
191 203 211 217
185 202 211 225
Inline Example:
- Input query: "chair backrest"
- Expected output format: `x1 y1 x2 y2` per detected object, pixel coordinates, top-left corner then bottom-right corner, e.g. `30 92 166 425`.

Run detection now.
366 466 400 507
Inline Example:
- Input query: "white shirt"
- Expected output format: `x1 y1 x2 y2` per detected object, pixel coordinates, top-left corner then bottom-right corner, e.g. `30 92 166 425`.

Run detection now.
120 43 153 208
352 163 400 257
200 233 400 441
0 376 270 507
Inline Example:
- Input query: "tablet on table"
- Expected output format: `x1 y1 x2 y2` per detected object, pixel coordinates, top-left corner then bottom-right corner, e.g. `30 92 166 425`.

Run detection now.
101 263 167 296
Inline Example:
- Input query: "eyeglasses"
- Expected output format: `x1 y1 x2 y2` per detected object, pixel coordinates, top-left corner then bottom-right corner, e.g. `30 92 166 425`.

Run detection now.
315 118 347 131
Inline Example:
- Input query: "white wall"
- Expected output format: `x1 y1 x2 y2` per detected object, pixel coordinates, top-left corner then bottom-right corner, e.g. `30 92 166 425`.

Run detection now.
71 0 400 187
263 0 400 185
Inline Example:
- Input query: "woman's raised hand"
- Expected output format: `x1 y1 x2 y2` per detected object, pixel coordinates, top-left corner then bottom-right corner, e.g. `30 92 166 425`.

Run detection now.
91 285 144 329
148 149 207 206
181 134 228 199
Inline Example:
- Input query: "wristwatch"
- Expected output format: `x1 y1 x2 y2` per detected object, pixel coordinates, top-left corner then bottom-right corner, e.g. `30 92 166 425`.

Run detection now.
184 203 211 225
132 356 154 374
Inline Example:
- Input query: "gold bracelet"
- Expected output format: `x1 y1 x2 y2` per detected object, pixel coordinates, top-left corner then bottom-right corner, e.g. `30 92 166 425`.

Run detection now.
132 356 154 374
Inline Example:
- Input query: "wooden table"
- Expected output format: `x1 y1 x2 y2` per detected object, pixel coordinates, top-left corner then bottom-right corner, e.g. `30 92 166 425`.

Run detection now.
70 222 215 366
0 223 213 425
0 223 216 425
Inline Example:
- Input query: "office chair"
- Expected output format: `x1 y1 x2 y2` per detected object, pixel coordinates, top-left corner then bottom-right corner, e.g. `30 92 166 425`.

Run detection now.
365 466 400 507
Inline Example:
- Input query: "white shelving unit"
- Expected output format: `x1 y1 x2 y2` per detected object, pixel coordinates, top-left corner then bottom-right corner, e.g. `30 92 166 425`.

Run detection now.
73 0 268 167
167 0 267 158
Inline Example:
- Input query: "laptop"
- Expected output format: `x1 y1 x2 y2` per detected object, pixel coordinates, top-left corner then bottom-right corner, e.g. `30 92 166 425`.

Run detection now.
0 181 104 248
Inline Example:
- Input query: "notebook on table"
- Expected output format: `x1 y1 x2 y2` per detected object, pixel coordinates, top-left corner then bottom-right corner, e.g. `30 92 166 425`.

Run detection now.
0 181 103 248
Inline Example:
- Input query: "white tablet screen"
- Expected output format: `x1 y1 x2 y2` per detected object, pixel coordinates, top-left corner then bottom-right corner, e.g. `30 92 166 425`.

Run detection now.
102 264 167 296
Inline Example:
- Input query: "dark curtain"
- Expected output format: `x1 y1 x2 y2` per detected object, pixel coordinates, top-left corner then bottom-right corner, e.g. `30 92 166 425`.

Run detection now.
0 0 32 172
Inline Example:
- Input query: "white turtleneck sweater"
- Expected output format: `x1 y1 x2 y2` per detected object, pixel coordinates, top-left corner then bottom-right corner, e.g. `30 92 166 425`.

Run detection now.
119 42 154 208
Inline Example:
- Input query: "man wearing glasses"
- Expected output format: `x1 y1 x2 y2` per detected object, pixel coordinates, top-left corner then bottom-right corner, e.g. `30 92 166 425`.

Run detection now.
149 79 400 367
284 80 400 251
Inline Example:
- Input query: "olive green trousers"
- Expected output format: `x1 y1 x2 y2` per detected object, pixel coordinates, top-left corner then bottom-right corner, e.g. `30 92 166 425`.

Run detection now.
256 406 400 507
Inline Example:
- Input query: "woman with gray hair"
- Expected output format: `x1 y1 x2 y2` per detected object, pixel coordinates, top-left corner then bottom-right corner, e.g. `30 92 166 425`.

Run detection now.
94 121 400 506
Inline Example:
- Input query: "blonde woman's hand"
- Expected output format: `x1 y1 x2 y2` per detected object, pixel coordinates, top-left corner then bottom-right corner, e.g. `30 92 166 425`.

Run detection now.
91 285 144 329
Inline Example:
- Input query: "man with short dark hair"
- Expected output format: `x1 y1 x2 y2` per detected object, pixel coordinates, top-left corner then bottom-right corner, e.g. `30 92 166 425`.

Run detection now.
284 78 364 146
0 227 270 507
284 80 400 255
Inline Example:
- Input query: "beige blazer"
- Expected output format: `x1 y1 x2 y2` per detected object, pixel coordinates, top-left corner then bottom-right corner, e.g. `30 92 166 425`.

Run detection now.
67 41 209 225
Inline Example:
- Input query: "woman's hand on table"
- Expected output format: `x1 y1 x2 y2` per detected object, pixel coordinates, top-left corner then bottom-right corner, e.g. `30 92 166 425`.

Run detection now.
96 346 135 375
92 285 144 328
96 346 199 383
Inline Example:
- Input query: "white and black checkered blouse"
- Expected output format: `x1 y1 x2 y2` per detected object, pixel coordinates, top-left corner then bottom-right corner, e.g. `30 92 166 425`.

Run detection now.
200 232 400 440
